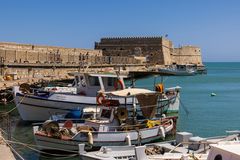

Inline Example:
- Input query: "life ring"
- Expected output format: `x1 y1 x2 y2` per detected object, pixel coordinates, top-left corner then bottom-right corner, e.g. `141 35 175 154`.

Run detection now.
96 93 105 105
114 79 124 90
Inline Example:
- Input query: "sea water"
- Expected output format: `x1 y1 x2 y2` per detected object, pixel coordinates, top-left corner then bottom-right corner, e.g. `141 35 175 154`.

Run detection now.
136 62 240 137
2 62 240 159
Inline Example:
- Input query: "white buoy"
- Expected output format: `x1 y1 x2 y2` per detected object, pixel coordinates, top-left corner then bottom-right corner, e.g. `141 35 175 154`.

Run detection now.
159 126 165 139
211 93 216 96
88 131 93 145
126 134 131 146
162 114 166 118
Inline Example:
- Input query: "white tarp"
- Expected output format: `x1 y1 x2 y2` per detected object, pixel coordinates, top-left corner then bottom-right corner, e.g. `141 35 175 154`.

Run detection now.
105 88 155 97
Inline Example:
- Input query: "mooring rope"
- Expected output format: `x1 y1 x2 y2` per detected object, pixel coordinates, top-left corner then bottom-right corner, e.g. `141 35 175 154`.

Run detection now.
0 129 79 158
179 99 189 116
0 129 79 155
2 93 28 115
6 140 79 157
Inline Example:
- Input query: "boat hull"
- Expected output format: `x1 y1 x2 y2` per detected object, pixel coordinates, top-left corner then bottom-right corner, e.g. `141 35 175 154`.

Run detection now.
13 86 133 121
33 119 174 152
13 86 180 121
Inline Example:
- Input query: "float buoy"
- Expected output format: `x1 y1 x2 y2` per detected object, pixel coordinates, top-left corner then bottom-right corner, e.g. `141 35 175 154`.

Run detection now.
211 93 216 97
88 131 93 145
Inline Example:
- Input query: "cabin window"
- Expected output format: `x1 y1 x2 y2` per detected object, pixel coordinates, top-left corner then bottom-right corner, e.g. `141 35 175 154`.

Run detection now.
100 109 111 119
107 78 115 86
89 77 100 86
214 154 222 160
80 76 86 87
75 76 79 85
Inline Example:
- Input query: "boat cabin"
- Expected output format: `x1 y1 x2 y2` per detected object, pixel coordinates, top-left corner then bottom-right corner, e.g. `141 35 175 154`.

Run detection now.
69 72 128 96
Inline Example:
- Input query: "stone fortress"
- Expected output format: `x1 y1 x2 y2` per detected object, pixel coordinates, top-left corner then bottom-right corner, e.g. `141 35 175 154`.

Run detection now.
0 36 204 85
0 42 140 79
95 37 203 66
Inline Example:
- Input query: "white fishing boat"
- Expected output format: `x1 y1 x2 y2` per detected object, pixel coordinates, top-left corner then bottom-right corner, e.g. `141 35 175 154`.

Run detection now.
158 64 197 76
33 91 177 152
79 132 240 160
13 72 181 121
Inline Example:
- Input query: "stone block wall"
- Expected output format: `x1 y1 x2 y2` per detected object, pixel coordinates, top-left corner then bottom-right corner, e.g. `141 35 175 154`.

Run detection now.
95 37 203 66
95 37 167 64
172 46 203 65
0 42 103 64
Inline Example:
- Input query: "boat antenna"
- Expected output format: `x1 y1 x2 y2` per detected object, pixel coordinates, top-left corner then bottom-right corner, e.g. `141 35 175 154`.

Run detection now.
161 75 163 84
115 66 120 79
153 75 158 90
131 77 136 88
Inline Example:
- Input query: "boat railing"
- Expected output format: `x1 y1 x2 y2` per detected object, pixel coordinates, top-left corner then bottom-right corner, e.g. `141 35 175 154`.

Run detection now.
75 117 173 130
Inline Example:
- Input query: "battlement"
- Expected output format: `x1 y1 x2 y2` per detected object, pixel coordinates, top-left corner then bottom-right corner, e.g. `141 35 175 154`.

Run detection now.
95 36 203 66
101 36 163 40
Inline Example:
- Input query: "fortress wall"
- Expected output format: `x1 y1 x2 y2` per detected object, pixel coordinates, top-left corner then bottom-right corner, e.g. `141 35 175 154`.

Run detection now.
0 42 102 64
95 37 165 64
95 37 203 66
161 38 173 65
172 46 203 65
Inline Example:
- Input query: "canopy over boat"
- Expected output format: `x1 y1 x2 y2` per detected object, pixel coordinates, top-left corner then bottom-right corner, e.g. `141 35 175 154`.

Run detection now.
104 88 156 97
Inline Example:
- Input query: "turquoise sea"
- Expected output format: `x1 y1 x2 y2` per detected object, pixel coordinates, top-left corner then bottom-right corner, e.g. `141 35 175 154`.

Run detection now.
2 62 240 159
137 62 240 137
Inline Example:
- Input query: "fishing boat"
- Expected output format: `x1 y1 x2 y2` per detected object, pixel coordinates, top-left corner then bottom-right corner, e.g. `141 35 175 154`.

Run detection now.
13 72 181 121
79 132 240 160
33 90 177 152
158 64 197 76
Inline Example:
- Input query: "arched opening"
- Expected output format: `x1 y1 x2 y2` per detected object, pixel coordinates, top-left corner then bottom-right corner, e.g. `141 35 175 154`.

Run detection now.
214 154 222 160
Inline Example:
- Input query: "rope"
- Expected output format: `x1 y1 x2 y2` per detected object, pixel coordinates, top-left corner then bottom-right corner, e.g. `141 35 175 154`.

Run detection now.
8 140 78 158
1 128 76 158
3 134 79 154
2 93 27 115
179 99 189 116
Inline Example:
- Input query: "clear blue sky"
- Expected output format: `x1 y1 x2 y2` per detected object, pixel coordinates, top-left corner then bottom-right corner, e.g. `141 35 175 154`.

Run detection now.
1 0 240 62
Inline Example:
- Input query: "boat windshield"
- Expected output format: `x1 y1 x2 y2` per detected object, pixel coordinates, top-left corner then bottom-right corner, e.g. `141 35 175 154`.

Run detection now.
89 76 100 86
